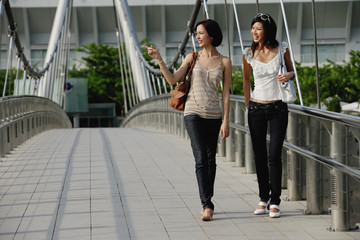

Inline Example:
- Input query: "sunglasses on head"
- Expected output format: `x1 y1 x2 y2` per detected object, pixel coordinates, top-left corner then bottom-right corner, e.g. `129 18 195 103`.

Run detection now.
255 13 271 23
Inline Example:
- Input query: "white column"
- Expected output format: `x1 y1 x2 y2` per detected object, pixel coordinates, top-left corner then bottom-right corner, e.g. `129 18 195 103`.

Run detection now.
228 6 234 60
38 0 70 99
115 0 153 100
161 5 166 58
141 6 147 41
72 7 80 48
92 7 98 44
296 2 303 45
22 8 30 50
345 1 353 43
276 6 283 42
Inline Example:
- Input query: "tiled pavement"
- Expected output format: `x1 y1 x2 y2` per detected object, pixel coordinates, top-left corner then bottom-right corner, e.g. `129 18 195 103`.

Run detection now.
0 128 359 240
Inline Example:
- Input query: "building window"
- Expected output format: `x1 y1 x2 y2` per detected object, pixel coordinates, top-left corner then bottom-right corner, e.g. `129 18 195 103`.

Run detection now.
69 50 76 68
165 47 193 64
301 44 345 64
165 48 177 63
233 47 243 66
31 50 47 68
0 50 8 69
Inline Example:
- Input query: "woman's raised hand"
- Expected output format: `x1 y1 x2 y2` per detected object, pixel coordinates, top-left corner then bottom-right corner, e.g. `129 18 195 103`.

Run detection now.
143 45 162 60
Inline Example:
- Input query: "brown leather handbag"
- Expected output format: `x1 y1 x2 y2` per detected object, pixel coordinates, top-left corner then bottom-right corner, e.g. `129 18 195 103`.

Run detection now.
169 52 198 111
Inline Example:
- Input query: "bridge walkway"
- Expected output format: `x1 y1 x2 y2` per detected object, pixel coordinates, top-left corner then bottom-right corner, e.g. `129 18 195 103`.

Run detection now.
0 128 358 240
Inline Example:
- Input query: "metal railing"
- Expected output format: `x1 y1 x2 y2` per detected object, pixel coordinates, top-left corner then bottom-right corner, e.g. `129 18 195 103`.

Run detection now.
120 94 360 232
0 96 72 157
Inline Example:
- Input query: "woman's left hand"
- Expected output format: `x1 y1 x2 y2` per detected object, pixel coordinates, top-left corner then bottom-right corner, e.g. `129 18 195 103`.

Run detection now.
219 122 230 140
277 72 294 84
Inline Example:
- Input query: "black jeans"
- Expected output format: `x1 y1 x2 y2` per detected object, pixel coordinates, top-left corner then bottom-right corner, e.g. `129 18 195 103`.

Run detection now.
248 101 288 206
184 114 222 211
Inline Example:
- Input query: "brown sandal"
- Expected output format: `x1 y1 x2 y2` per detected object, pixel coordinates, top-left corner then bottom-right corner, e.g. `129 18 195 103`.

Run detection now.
201 208 214 221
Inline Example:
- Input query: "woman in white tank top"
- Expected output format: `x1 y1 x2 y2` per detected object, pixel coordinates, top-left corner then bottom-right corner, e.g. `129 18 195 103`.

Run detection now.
243 13 295 218
145 19 232 221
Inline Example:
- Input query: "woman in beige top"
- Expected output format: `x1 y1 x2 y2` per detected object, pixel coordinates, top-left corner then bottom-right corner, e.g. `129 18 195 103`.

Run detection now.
146 19 232 221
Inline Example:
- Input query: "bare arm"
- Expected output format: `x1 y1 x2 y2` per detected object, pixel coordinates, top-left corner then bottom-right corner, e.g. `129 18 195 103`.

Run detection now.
219 56 232 140
144 45 192 85
277 48 295 84
242 54 252 109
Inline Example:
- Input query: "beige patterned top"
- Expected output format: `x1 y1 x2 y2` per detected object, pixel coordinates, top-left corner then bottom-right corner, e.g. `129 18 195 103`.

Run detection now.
184 55 223 119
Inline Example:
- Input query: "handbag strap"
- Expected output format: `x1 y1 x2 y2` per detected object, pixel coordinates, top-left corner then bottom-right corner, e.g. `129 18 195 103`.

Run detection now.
182 52 198 83
279 42 286 73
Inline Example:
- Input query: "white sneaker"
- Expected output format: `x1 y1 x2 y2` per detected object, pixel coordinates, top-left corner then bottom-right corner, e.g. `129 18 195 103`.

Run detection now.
269 205 281 218
254 201 269 215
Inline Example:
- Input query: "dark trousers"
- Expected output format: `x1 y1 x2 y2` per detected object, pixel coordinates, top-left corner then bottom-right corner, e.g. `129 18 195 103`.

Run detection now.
248 101 288 206
184 114 222 210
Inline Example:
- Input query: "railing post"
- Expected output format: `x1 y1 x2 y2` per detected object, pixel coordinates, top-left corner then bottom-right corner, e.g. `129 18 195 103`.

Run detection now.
225 102 234 162
306 117 322 214
217 97 225 157
217 134 226 157
330 122 349 231
181 113 185 138
348 128 360 229
244 109 255 174
234 101 244 167
287 112 301 200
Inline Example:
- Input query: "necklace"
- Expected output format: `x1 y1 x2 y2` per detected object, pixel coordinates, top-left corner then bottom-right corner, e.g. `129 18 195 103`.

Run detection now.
198 51 220 70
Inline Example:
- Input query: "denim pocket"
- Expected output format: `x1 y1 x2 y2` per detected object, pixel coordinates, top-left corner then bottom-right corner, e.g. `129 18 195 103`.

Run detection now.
275 102 288 112
248 102 258 112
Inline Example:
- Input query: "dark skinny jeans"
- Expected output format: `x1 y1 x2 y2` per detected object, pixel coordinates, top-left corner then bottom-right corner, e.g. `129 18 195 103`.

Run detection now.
248 100 288 206
184 114 222 211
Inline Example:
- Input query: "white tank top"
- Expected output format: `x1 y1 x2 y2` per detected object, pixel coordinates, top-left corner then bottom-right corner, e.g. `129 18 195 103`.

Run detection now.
244 42 288 101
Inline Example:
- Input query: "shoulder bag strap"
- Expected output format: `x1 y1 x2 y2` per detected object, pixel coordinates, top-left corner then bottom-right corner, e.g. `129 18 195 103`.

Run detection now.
279 42 286 73
185 52 198 82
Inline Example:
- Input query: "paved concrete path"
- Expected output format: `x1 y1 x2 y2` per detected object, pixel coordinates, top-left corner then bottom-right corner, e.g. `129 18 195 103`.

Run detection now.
0 128 359 240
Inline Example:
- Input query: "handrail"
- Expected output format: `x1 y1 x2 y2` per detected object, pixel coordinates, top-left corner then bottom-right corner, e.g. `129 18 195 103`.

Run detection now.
0 95 71 126
230 95 360 129
0 95 72 157
279 0 304 105
121 94 360 183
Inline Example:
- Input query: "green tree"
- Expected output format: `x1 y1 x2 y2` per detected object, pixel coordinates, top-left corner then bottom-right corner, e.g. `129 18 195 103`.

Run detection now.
296 50 360 111
0 69 21 96
68 43 125 115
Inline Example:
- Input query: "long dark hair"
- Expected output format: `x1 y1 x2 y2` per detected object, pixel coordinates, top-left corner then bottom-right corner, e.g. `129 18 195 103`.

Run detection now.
250 13 278 55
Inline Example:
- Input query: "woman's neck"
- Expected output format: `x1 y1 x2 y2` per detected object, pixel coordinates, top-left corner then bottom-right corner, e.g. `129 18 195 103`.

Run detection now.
200 46 218 58
257 41 272 52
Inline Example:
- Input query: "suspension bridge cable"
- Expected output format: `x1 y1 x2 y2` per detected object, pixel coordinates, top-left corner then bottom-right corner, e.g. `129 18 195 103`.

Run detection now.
3 35 14 97
113 0 128 113
232 0 244 53
1 0 72 107
2 0 57 79
135 0 202 76
118 28 133 108
14 58 21 96
117 16 133 108
203 0 210 19
311 0 320 109
116 30 129 113
279 0 304 106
